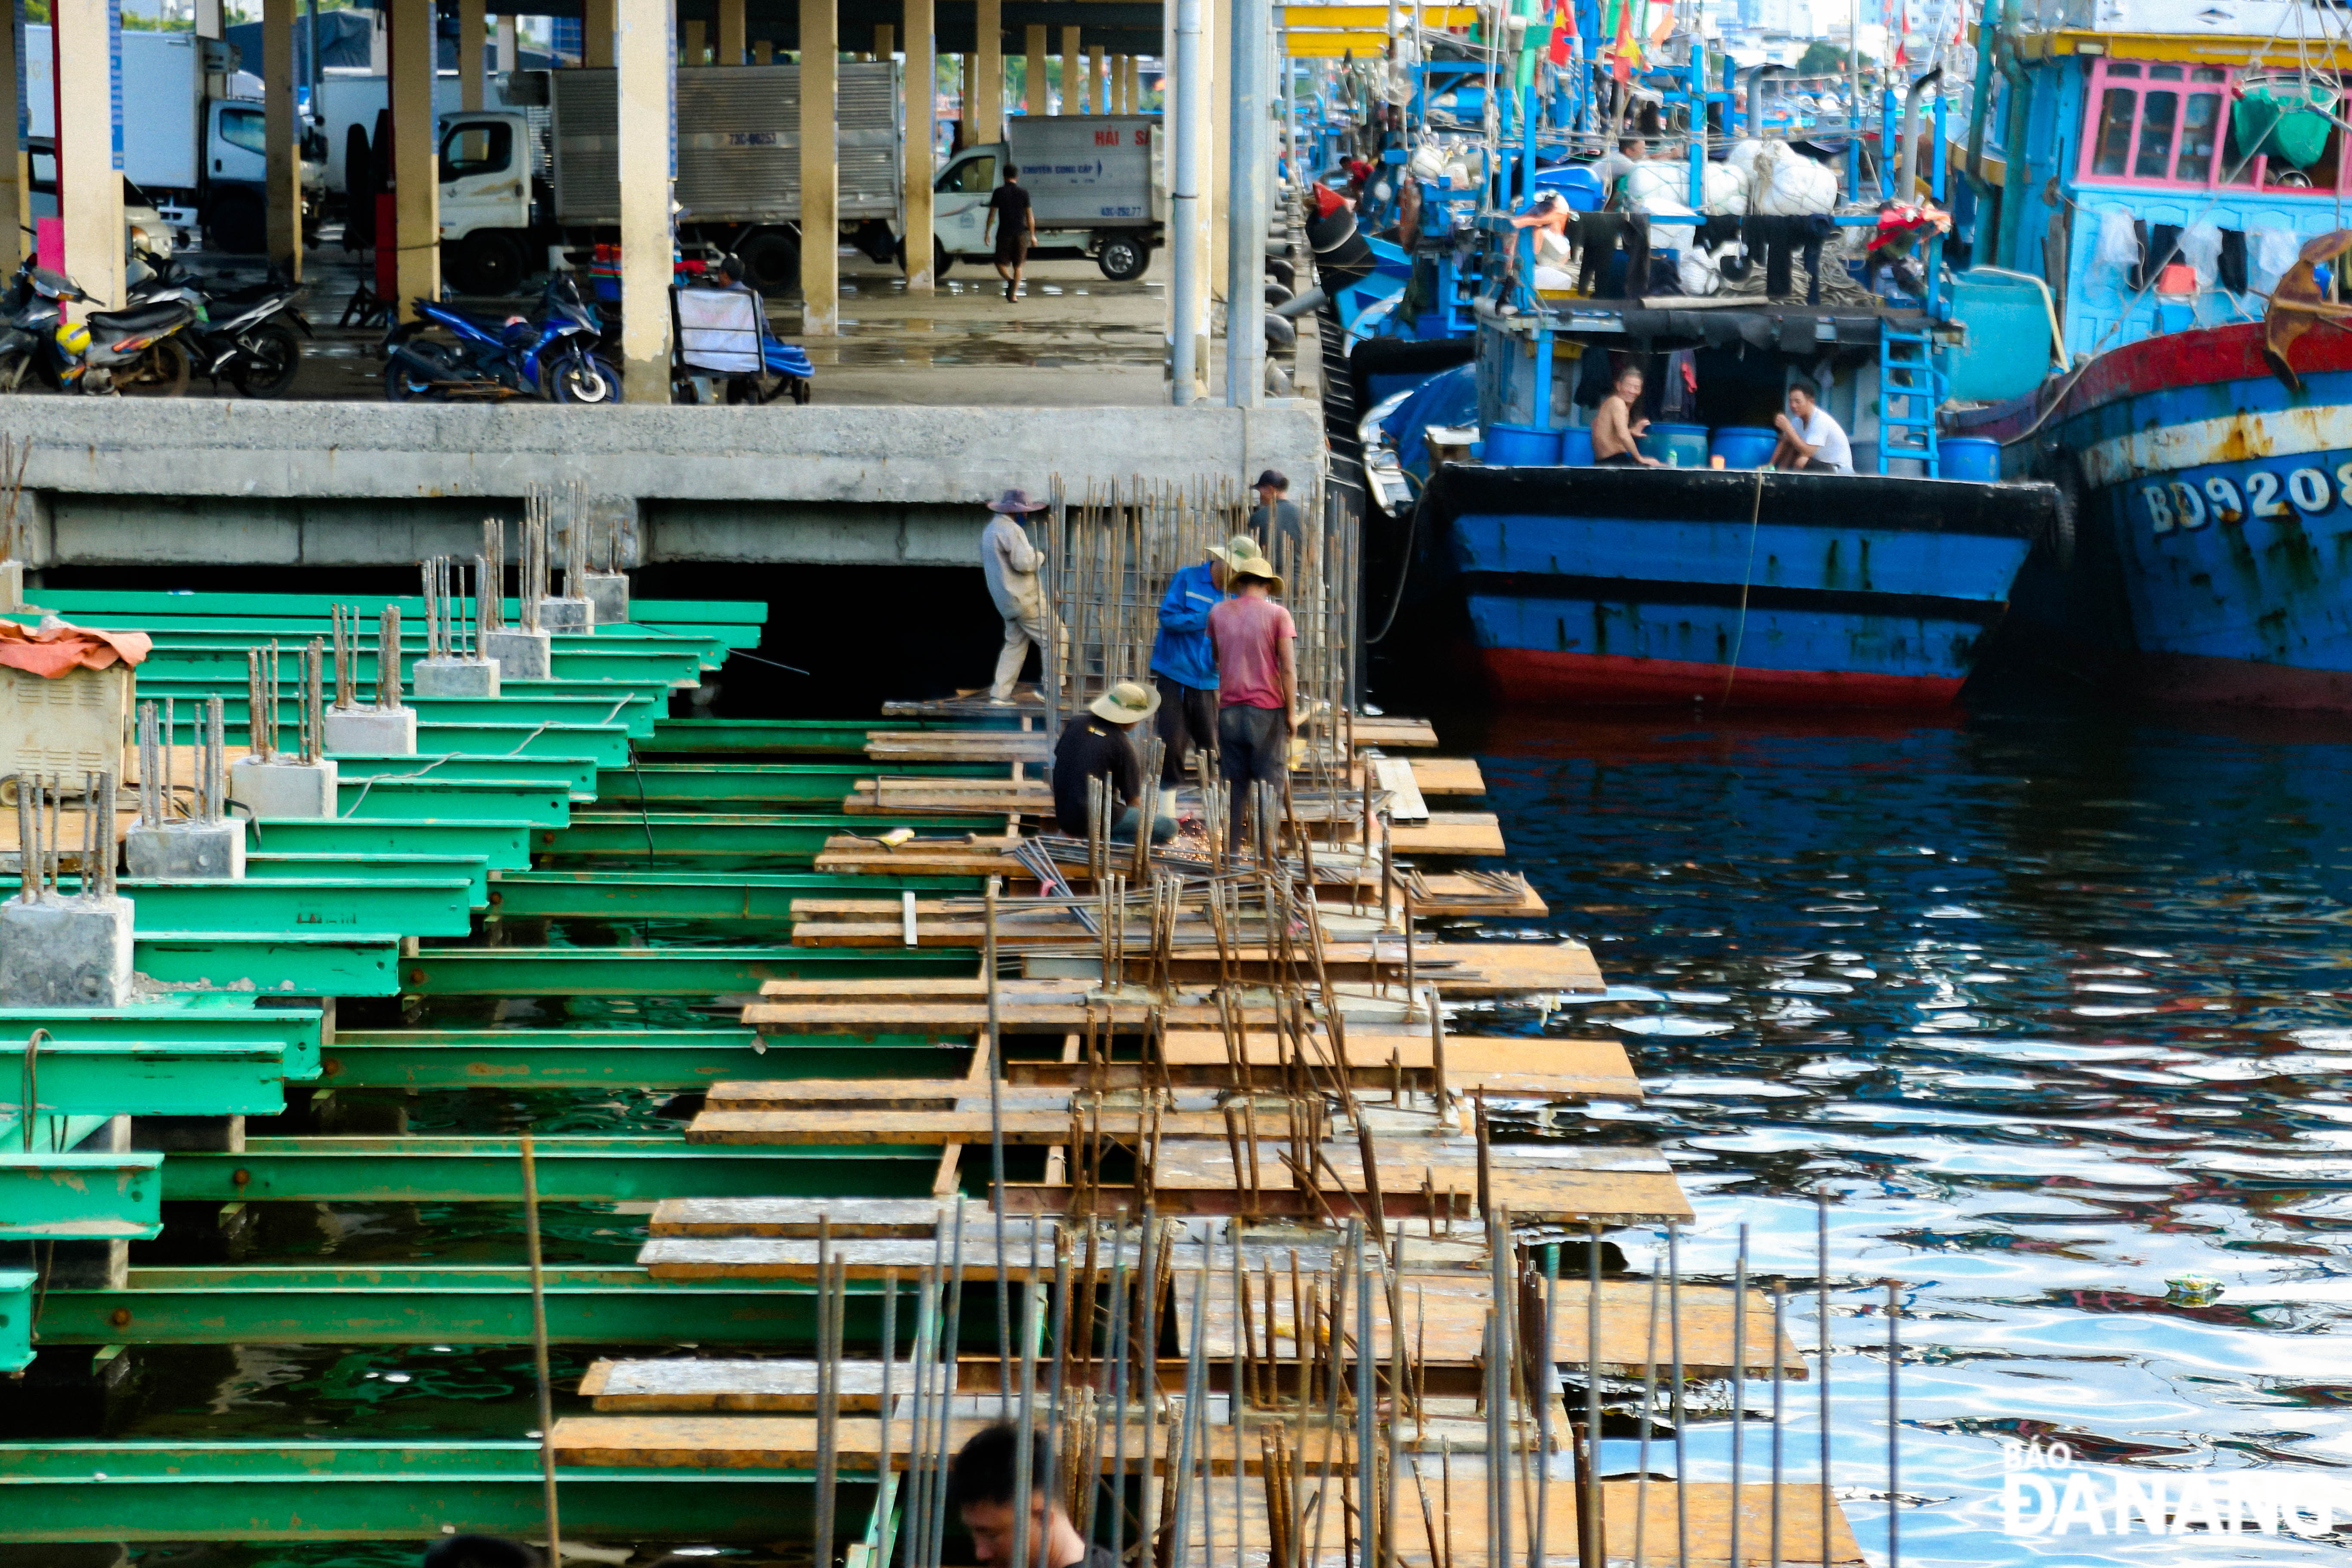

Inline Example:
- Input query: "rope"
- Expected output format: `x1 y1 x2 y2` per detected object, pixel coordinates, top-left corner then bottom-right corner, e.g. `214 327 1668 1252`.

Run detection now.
1720 467 1767 708
18 1028 47 1155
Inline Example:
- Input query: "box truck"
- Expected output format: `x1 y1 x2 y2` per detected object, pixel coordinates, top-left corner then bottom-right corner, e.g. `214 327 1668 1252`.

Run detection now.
931 114 1163 281
434 62 903 295
24 27 323 254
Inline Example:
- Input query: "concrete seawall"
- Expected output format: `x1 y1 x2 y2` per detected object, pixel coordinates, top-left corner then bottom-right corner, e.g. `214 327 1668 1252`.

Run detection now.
0 400 1323 568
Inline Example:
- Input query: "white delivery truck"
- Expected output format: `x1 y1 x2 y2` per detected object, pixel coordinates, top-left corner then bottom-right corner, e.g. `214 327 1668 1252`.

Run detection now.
435 63 904 296
931 114 1162 281
24 27 323 254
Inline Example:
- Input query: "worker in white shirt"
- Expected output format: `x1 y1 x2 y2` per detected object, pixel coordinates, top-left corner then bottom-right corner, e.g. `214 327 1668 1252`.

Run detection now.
980 488 1059 702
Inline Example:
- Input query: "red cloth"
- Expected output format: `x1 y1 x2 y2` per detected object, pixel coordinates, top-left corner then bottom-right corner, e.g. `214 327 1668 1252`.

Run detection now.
0 620 151 678
1209 593 1296 710
1313 182 1349 220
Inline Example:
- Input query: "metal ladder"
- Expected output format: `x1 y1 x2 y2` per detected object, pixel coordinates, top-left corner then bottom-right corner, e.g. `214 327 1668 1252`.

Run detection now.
1877 326 1944 477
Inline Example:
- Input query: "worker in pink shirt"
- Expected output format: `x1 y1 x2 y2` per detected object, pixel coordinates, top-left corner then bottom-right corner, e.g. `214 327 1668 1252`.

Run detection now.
1206 539 1296 858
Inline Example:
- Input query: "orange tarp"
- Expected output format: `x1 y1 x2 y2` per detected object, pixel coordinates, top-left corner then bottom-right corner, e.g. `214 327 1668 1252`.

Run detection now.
0 620 151 678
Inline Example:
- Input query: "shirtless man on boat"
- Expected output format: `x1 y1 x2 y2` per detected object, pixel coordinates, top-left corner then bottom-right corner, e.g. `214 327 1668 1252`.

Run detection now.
1592 364 1664 467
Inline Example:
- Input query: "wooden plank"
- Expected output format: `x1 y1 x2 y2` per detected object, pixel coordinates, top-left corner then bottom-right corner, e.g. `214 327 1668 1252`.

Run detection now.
1374 756 1430 823
864 732 1051 763
548 1415 1341 1472
641 1233 1074 1280
1156 1032 1639 1099
683 1107 1298 1146
1408 757 1484 796
813 836 1030 876
648 1197 957 1236
1350 717 1439 749
1410 873 1546 919
1387 813 1506 856
1146 1140 1693 1224
1173 1274 1798 1378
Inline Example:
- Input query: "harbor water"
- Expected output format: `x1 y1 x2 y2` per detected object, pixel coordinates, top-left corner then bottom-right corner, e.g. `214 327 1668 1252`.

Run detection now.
85 695 2352 1568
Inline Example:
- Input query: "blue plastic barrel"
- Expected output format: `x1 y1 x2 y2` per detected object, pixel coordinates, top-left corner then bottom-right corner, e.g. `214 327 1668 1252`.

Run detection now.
1558 427 1596 466
1710 426 1776 469
1940 437 2001 483
1484 422 1563 466
1638 422 1710 468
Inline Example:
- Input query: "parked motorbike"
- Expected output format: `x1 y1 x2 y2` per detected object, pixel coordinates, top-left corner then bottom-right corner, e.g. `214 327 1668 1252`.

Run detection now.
380 272 619 404
130 253 309 399
0 255 198 395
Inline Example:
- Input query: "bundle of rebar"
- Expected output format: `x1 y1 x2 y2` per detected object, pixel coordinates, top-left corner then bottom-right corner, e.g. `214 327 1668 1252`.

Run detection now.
377 606 404 710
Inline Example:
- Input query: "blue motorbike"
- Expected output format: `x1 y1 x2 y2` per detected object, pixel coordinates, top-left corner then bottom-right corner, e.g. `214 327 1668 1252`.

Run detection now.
380 272 619 404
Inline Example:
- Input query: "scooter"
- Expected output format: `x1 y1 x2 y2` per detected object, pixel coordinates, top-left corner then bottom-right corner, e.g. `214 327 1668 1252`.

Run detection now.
380 271 619 404
131 253 310 398
0 255 199 395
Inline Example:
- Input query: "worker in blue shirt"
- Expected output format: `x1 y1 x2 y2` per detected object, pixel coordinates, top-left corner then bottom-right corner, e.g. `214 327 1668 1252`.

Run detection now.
1148 536 1240 808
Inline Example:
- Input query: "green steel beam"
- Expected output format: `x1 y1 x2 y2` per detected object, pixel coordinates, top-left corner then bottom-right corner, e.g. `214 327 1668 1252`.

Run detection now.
593 761 995 807
337 775 573 827
163 714 636 767
122 877 475 940
139 686 665 739
142 643 708 688
635 718 886 755
161 1136 940 1201
245 818 532 870
0 1002 323 1078
0 1269 31 1373
338 750 602 799
534 813 979 863
25 587 764 642
136 931 400 997
402 945 973 996
0 1442 821 1542
0 1039 292 1113
486 869 974 922
248 852 491 906
0 1152 164 1240
320 1027 962 1090
38 1266 900 1346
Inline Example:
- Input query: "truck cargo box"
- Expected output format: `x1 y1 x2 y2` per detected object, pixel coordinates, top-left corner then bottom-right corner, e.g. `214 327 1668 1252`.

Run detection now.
1003 115 1164 229
550 62 903 227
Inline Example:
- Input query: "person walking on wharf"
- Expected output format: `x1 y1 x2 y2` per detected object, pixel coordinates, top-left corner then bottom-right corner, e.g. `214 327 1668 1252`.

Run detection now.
985 165 1037 303
1148 538 1233 810
1050 680 1176 842
1207 541 1296 856
980 488 1057 702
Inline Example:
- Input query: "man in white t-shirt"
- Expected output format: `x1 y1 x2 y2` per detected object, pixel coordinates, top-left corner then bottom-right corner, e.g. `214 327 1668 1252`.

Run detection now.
1772 380 1855 474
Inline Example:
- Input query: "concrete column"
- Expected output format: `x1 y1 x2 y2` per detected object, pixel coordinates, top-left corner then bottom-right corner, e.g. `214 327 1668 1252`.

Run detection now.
682 18 706 64
389 0 438 317
56 0 126 312
754 39 774 61
874 22 893 56
959 54 974 135
1169 0 1204 402
719 0 747 60
459 0 487 108
265 0 304 279
616 0 674 398
1113 54 1128 113
973 0 1002 142
800 0 838 334
1208 0 1228 303
1225 0 1264 404
903 0 934 292
1087 44 1103 112
1059 27 1078 113
196 0 228 98
585 0 617 65
0 1 17 270
497 13 520 72
1023 25 1046 116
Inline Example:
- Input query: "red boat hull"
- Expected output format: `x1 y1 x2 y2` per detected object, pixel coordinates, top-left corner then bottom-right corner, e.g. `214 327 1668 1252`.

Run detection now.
1478 647 1966 709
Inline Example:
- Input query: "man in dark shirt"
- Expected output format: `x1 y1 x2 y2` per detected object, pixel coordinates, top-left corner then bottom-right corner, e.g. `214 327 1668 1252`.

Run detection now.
1050 681 1175 842
949 1422 1118 1568
985 165 1036 303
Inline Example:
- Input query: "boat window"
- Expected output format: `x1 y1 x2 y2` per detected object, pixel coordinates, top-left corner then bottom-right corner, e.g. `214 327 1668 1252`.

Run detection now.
2107 62 2141 77
2092 87 2136 175
2150 64 2184 80
2177 90 2221 181
2192 67 2226 83
2135 90 2181 177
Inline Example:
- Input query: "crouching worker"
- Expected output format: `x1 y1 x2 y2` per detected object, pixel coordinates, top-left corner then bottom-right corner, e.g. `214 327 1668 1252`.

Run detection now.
950 1421 1118 1568
1051 680 1178 843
